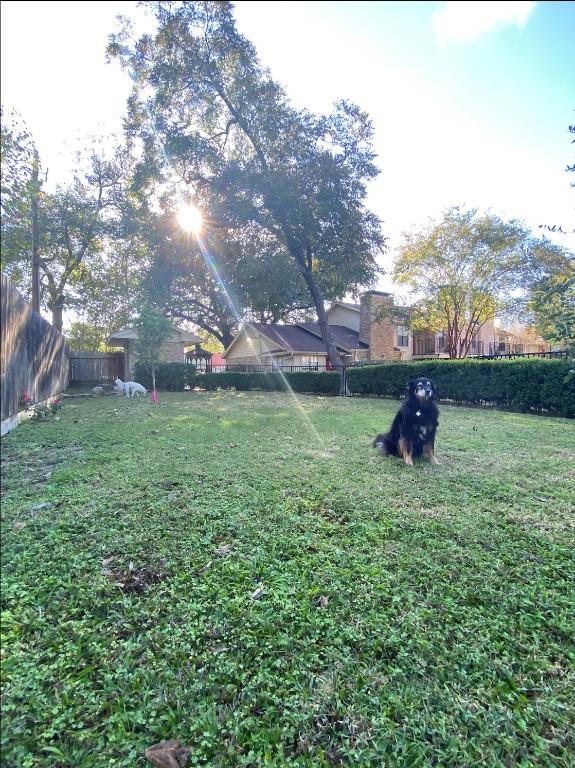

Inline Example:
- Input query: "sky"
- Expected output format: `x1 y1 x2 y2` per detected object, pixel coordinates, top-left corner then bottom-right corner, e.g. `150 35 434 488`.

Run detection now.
1 0 574 296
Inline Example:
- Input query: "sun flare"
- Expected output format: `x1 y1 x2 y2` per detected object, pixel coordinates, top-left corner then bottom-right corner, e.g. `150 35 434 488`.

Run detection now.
177 204 203 234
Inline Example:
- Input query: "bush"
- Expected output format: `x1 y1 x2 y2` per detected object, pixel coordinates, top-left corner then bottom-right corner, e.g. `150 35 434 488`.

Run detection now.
346 358 575 417
133 359 574 416
134 362 195 392
189 370 341 395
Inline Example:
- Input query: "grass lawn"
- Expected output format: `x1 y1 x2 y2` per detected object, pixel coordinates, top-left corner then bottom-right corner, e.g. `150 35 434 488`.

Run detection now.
1 390 574 767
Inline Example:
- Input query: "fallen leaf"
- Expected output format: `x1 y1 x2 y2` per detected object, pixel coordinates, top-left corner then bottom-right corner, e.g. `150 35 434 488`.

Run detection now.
102 556 117 567
145 739 191 768
13 521 26 532
250 583 265 600
210 644 228 654
198 561 212 574
214 544 232 557
317 595 329 609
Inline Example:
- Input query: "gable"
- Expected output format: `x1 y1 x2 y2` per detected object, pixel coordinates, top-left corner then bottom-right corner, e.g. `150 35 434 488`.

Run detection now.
326 302 360 332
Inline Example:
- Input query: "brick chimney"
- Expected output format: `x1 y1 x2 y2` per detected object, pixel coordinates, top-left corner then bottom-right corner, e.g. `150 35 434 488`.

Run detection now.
359 291 396 361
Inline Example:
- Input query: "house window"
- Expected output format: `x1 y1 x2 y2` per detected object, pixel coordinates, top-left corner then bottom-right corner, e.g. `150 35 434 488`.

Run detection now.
396 325 409 347
437 333 446 353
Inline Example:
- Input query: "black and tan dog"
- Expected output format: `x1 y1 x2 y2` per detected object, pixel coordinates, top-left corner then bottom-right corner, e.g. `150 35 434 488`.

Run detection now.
373 378 439 466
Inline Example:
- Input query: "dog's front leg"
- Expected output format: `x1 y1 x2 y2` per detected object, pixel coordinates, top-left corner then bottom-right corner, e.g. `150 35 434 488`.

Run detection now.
423 443 440 465
399 437 413 466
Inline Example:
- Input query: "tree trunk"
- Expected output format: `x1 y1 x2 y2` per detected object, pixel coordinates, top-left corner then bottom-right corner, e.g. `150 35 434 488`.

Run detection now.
298 266 348 396
31 150 41 314
298 269 342 366
51 296 64 332
280 232 348 394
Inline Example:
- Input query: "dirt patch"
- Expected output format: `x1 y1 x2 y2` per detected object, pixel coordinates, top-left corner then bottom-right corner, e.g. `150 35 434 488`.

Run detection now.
101 558 166 593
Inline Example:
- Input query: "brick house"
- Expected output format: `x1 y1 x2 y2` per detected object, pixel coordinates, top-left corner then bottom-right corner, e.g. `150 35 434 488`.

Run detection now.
107 325 203 378
223 290 496 367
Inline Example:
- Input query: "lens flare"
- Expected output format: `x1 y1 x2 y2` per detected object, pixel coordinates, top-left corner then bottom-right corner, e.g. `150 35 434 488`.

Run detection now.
196 234 326 449
177 204 203 235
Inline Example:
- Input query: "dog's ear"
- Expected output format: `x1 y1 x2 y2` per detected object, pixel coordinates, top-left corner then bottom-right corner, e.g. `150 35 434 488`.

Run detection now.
405 380 415 396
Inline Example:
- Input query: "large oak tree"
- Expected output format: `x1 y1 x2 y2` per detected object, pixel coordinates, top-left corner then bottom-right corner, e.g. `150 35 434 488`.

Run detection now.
109 0 385 371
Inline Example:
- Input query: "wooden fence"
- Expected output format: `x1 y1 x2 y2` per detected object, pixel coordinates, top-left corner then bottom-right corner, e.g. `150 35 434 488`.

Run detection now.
1 273 69 423
68 351 125 384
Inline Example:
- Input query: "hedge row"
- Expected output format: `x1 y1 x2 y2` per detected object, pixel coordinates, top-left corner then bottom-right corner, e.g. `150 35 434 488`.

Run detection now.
134 359 574 416
134 362 192 391
134 363 341 395
189 371 341 395
347 358 575 416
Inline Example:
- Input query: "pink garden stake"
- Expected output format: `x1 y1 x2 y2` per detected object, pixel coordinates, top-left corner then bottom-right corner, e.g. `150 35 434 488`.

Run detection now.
151 389 159 404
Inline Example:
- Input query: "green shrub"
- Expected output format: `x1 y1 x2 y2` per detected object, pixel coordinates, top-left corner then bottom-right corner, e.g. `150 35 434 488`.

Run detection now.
188 370 341 395
133 359 574 416
346 358 575 417
134 362 195 391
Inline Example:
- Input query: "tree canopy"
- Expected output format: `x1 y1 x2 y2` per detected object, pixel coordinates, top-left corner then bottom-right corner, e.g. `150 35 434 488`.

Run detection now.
0 108 37 285
528 266 575 354
109 0 385 369
1 119 134 332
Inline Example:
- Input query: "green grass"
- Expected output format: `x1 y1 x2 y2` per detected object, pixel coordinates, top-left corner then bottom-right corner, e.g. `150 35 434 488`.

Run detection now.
1 391 574 767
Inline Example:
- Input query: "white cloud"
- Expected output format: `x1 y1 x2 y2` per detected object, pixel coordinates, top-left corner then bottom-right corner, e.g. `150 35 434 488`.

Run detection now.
433 1 536 45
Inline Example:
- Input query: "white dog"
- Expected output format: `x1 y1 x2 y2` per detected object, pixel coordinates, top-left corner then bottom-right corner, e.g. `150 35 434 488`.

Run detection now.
114 378 148 397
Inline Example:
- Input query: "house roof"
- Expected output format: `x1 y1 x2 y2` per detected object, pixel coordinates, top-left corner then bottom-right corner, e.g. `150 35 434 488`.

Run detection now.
297 323 368 351
224 322 366 358
329 300 360 312
107 325 202 345
249 323 330 353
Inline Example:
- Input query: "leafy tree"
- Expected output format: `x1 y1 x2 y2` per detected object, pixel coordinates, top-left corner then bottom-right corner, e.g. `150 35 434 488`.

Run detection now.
38 148 130 330
66 321 111 352
137 207 315 348
109 1 385 374
2 135 131 330
0 108 37 286
394 206 572 359
133 304 172 394
529 267 575 355
64 245 141 350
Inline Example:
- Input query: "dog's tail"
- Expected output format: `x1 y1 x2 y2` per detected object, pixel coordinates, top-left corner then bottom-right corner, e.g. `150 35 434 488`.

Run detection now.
372 433 389 455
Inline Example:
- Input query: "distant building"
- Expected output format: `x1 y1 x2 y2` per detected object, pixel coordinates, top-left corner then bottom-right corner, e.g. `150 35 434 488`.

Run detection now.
107 325 203 377
223 290 496 367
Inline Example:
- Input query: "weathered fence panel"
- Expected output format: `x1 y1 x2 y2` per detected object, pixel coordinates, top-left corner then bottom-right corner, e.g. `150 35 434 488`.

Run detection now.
1 273 69 422
68 351 125 384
